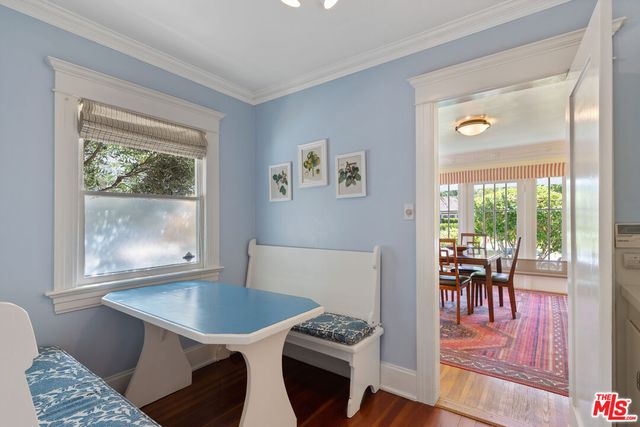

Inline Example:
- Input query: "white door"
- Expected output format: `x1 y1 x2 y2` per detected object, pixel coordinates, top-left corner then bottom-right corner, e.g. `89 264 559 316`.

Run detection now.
567 0 613 425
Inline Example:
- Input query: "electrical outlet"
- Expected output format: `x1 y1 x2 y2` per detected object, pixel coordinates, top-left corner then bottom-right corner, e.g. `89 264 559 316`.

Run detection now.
404 203 415 220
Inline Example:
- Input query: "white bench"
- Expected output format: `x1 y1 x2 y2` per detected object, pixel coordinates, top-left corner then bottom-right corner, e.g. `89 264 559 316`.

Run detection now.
246 239 383 418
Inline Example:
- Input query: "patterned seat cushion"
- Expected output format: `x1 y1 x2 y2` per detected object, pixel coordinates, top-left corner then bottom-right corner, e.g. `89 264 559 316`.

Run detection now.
292 312 375 346
471 271 510 282
28 347 159 427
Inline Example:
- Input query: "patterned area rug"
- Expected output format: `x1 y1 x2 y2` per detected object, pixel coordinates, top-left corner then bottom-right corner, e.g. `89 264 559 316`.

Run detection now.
440 289 568 396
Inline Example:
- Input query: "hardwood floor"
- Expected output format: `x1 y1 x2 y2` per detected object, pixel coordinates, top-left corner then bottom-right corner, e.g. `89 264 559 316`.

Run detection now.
438 364 569 427
142 354 490 427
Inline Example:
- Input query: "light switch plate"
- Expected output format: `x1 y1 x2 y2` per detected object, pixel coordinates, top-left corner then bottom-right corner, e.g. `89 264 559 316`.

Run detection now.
404 203 415 220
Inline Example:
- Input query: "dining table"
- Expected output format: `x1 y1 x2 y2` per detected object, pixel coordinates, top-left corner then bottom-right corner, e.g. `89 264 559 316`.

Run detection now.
457 247 504 322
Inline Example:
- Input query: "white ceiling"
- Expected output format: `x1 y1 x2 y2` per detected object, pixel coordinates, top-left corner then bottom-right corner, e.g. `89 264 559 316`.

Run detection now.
438 80 567 157
4 0 569 103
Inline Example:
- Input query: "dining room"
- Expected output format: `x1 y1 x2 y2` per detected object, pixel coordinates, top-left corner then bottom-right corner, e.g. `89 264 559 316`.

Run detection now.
434 77 570 426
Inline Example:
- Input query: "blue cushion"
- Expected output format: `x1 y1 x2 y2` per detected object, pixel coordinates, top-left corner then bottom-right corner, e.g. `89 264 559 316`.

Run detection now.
28 347 159 427
471 271 510 282
293 312 375 346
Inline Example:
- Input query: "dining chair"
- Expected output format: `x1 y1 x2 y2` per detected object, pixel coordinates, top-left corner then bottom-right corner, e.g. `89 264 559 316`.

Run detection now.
458 233 488 303
470 237 522 319
439 239 472 324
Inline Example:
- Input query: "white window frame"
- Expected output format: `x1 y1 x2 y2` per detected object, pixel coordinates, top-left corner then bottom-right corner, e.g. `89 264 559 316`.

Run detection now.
46 57 224 314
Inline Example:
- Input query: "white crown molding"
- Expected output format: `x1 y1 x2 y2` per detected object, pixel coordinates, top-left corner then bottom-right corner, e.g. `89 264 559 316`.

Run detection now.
4 0 616 106
0 0 254 104
252 0 571 104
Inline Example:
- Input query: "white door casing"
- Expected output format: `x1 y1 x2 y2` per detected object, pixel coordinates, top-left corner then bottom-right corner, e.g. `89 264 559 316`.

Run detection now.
566 1 613 425
410 9 620 408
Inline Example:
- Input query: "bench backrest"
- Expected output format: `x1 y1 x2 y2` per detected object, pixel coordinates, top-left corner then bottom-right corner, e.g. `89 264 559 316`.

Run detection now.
246 239 381 325
0 302 39 426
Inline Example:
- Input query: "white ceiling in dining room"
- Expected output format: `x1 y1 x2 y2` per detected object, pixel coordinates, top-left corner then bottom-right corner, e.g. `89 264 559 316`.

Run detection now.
15 0 568 103
438 81 567 157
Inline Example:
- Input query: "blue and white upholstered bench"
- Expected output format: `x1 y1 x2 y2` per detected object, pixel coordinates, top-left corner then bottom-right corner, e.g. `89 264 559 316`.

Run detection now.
0 302 158 427
246 240 383 418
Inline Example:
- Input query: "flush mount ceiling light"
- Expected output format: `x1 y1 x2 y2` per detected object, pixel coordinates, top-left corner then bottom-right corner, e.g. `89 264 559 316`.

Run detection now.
455 117 491 136
281 0 339 9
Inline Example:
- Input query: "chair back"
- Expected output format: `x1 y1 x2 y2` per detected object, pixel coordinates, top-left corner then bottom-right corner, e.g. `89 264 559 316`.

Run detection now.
439 238 461 285
508 237 522 281
460 233 487 249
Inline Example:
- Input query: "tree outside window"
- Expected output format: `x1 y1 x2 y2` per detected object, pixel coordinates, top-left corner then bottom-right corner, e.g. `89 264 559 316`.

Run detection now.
536 177 563 260
473 182 518 257
439 184 459 239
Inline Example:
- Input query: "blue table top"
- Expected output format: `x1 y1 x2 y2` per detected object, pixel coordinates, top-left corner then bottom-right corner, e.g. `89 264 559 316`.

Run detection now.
102 281 322 338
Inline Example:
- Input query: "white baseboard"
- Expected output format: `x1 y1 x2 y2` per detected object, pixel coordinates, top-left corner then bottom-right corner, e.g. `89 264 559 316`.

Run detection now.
283 343 418 402
106 342 418 404
380 362 418 401
105 344 230 394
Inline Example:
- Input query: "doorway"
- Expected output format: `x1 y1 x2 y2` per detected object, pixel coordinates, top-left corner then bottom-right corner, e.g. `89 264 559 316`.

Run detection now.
411 3 618 425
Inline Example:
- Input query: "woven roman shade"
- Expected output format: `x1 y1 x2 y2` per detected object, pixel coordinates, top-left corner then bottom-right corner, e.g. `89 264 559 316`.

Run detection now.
78 99 207 159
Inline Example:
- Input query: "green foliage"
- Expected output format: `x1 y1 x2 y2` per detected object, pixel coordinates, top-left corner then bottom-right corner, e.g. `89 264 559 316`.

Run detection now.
440 216 459 239
473 185 518 253
338 161 362 187
303 151 321 176
272 170 289 196
83 140 195 196
471 183 563 259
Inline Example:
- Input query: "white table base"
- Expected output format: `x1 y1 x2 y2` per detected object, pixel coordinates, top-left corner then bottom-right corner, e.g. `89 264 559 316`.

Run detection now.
125 322 192 407
227 329 296 427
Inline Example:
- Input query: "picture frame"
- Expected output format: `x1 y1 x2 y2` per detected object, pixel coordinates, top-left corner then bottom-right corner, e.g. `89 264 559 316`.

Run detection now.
269 162 292 202
335 150 367 199
298 139 328 188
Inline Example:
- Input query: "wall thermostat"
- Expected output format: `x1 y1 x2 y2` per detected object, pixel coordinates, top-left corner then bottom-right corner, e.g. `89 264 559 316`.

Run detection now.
616 224 640 248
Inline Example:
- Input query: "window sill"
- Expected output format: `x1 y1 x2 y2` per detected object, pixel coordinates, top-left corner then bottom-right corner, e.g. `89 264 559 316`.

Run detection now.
46 266 224 314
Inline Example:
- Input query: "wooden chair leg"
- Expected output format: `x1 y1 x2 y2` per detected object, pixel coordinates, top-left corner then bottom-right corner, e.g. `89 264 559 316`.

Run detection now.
479 283 484 306
499 286 504 307
466 285 472 315
508 284 517 319
440 289 445 308
456 289 461 324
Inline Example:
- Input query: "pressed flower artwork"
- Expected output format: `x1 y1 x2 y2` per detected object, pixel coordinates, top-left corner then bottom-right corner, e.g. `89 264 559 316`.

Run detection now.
269 162 292 202
298 139 328 188
336 151 366 198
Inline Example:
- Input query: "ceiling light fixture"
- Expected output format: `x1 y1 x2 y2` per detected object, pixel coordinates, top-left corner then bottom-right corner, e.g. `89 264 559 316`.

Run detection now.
280 0 339 9
455 117 491 136
281 0 301 7
324 0 339 9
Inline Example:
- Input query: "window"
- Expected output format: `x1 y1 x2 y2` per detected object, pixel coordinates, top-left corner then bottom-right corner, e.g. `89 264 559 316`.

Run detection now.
49 58 222 313
439 184 459 239
83 141 200 278
473 182 517 257
536 177 563 260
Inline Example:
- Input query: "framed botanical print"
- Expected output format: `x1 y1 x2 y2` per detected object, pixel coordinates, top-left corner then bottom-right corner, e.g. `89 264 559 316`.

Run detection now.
335 151 366 198
298 139 328 188
269 162 292 202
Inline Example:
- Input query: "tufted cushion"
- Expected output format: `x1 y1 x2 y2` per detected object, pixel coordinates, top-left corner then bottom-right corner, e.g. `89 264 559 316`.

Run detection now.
471 271 510 282
439 275 471 286
293 312 375 346
28 347 159 427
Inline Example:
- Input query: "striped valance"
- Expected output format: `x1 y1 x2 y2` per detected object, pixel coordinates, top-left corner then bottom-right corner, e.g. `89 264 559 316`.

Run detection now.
78 99 207 159
440 162 565 185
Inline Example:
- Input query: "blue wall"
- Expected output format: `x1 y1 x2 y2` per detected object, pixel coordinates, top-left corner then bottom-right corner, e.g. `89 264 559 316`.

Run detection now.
0 5 255 377
253 0 623 370
2 0 638 378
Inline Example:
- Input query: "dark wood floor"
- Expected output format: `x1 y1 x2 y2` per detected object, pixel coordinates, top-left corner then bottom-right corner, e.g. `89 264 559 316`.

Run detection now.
142 354 490 427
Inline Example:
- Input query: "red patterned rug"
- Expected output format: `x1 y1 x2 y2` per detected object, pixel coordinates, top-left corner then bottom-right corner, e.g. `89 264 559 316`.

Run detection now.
440 289 568 396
